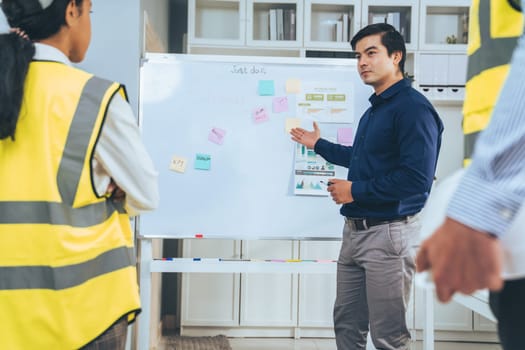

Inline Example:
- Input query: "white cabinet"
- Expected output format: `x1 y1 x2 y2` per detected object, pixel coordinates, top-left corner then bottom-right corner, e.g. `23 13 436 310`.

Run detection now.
180 239 241 327
240 240 298 327
188 0 303 54
361 0 419 51
180 239 300 334
413 285 499 342
298 241 339 329
414 286 473 332
416 53 467 101
474 314 498 332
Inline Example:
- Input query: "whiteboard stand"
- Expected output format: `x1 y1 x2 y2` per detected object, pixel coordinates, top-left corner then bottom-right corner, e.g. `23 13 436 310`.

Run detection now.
135 237 422 350
135 236 340 350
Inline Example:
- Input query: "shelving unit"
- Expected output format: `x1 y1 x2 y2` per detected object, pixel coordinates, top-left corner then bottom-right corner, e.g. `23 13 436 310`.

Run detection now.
186 0 475 101
175 2 497 341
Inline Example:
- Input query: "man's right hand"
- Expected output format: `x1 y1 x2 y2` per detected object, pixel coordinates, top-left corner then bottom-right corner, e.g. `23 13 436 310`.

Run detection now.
416 218 504 302
290 121 321 149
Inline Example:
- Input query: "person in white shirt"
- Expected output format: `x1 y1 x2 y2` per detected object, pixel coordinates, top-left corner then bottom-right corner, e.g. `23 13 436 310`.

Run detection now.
416 0 525 348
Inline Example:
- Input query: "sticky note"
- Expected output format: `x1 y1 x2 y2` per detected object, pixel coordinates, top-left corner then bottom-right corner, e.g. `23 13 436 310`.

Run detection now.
285 118 301 133
258 80 275 96
194 153 211 170
286 79 301 94
253 107 269 124
208 127 226 145
337 127 353 146
273 96 289 113
169 155 187 173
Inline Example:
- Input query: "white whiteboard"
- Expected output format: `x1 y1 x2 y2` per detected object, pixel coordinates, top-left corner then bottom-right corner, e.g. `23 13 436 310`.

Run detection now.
139 54 372 239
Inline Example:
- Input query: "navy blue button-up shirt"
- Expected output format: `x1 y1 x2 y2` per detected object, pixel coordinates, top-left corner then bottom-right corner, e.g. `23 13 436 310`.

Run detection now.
314 78 444 219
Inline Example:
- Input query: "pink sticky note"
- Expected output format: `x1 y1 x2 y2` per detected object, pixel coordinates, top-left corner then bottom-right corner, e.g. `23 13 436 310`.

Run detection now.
253 107 269 124
273 96 289 113
338 127 353 146
208 127 226 145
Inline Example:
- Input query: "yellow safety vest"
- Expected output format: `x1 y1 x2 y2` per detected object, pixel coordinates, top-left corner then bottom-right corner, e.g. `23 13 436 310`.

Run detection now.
463 0 523 165
0 61 140 349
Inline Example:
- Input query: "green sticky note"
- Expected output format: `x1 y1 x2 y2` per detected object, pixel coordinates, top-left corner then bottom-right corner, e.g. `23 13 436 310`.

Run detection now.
194 153 211 170
258 80 275 96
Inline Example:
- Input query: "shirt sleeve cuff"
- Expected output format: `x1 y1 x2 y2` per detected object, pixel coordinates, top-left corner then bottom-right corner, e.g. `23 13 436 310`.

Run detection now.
350 180 367 202
446 170 522 237
313 138 330 154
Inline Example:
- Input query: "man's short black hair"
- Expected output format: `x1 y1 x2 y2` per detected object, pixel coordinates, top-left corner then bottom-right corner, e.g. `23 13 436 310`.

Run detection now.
350 23 406 75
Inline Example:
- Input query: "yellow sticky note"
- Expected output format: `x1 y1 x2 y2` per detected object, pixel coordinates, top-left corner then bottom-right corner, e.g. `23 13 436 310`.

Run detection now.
169 155 187 173
285 118 301 133
286 79 301 94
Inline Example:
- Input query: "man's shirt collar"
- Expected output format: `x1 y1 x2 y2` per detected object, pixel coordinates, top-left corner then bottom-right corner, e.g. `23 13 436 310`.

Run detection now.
369 78 410 106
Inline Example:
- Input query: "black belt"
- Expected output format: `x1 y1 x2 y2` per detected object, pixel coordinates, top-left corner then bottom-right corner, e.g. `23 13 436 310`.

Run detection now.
345 216 410 231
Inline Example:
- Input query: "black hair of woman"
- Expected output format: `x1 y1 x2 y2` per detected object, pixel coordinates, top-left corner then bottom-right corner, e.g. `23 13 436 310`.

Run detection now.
0 0 84 140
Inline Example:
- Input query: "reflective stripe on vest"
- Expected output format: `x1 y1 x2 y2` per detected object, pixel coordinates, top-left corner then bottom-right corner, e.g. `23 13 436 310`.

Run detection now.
0 246 134 290
58 76 114 205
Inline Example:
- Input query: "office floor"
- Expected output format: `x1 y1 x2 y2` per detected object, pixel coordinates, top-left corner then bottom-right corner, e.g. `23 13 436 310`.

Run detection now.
230 338 501 350
158 337 502 350
228 338 502 350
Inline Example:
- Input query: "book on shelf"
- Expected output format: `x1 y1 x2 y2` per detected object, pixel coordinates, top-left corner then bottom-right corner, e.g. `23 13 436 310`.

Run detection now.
268 8 296 41
386 12 401 33
284 8 296 40
333 14 351 43
269 8 277 41
276 8 284 40
342 13 349 42
335 20 343 42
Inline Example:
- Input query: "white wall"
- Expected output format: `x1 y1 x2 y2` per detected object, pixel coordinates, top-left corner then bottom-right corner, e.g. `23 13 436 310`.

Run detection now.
78 0 142 115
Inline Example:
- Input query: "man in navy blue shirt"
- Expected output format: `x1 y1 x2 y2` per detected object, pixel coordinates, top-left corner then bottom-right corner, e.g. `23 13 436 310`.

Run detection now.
291 23 443 350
